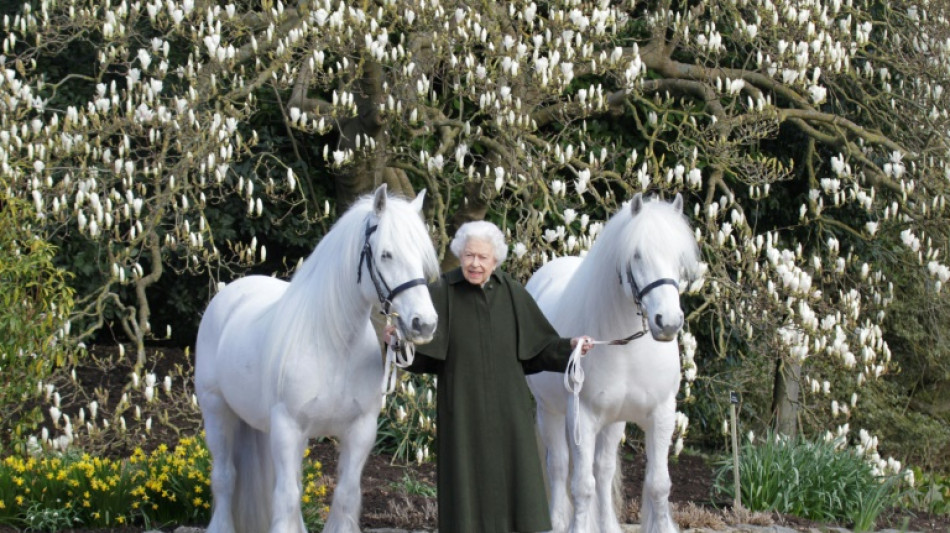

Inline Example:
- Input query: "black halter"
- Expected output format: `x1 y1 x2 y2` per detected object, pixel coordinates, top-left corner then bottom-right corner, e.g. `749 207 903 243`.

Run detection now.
358 221 427 315
604 263 680 344
623 262 679 302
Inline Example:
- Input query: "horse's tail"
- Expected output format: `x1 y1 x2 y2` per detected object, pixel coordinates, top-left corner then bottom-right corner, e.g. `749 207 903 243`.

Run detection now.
232 420 274 533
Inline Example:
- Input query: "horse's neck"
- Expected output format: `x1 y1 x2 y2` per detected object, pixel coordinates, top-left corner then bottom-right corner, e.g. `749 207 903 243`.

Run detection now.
560 253 642 338
273 243 371 356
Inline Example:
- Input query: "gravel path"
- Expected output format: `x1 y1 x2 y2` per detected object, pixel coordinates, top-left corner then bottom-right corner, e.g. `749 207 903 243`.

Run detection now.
167 524 919 533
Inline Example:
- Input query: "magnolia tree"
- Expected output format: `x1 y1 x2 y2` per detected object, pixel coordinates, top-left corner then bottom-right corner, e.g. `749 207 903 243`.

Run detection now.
279 0 950 465
0 0 304 365
4 0 950 466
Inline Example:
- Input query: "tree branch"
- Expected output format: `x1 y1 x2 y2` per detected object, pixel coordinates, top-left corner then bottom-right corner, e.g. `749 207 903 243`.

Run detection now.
780 108 909 155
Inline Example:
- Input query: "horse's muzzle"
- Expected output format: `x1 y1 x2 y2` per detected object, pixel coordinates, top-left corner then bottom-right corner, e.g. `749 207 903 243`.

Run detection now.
651 311 684 342
402 314 437 343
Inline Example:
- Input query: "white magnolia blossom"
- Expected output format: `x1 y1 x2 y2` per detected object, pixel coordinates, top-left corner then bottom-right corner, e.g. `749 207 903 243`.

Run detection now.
2 0 946 471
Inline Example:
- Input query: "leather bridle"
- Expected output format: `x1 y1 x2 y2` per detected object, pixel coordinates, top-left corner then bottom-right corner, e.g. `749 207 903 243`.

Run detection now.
623 262 679 303
358 219 431 397
608 262 680 345
357 221 427 316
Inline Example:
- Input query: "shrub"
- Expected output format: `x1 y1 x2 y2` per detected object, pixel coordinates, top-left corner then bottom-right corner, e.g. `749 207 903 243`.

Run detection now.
0 434 328 529
713 432 901 531
0 193 77 455
900 468 950 516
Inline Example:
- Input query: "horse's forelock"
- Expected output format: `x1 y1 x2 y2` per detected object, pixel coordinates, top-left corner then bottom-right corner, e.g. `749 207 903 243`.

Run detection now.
372 194 439 280
613 197 700 275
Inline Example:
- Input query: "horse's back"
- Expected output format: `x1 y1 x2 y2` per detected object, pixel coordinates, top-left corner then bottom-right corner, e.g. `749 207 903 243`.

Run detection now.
525 257 583 411
526 256 583 317
196 276 288 386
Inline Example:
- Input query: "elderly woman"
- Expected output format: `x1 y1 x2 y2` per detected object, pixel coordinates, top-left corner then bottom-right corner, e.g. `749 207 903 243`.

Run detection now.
394 220 592 533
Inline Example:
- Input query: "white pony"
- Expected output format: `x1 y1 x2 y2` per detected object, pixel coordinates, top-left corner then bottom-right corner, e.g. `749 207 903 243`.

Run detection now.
195 185 439 533
526 193 702 533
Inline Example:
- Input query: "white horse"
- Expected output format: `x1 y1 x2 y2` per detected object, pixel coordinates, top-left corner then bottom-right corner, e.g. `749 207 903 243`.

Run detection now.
526 193 702 533
195 185 439 533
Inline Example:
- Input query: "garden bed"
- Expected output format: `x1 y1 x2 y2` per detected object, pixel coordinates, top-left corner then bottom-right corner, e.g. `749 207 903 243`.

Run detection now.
5 346 949 532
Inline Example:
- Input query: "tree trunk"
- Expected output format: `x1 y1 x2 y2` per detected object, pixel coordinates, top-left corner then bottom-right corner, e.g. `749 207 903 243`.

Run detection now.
772 357 801 437
334 62 414 207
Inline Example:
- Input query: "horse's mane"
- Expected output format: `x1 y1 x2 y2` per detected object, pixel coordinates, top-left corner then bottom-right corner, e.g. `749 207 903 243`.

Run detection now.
559 196 701 333
262 192 438 404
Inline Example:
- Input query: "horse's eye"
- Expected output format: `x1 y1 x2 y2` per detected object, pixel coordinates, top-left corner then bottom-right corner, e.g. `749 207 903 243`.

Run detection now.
633 251 642 261
381 251 393 260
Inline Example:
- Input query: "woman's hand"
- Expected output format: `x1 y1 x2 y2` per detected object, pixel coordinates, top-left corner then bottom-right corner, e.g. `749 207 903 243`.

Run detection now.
383 324 397 346
571 336 594 356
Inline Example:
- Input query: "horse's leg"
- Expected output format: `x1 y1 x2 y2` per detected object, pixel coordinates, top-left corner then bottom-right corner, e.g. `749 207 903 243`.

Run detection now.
594 422 626 533
268 404 307 533
538 402 571 533
566 396 598 533
202 393 239 533
323 411 376 533
641 401 679 533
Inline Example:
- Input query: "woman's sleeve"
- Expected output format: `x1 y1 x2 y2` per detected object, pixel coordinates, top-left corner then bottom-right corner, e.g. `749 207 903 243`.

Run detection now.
507 276 573 374
403 352 442 374
406 277 449 374
520 336 573 375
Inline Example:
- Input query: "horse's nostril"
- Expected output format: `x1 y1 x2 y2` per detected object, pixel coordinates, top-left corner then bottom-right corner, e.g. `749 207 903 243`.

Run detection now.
656 314 664 329
412 317 435 337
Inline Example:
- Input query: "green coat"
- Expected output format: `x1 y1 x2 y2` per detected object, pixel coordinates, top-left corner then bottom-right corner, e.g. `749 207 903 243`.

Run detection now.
408 267 572 533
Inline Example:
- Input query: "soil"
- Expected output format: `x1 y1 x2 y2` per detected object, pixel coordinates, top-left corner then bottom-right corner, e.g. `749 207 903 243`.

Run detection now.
316 439 950 532
11 346 950 532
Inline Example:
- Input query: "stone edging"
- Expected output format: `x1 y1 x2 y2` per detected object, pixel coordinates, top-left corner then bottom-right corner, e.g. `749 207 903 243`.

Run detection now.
164 524 918 533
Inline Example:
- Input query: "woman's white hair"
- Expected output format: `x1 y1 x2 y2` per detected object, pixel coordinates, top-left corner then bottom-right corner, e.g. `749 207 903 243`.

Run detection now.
450 220 508 264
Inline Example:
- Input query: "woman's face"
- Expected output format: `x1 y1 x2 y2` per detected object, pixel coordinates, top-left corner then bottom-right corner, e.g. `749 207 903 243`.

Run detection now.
460 238 497 286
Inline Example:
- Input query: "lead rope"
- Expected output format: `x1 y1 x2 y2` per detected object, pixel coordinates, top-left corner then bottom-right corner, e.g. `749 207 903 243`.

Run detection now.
564 341 587 445
381 314 416 396
564 310 650 445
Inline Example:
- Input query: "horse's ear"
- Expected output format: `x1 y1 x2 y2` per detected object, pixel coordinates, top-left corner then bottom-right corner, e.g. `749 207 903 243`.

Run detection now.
373 184 388 215
411 188 427 214
672 192 684 213
630 193 644 215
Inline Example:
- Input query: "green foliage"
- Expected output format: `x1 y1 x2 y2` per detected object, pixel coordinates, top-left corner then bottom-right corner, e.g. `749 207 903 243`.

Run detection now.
0 193 76 455
376 373 437 465
850 475 902 532
849 377 950 476
0 434 328 529
390 471 437 498
872 257 950 473
680 340 777 450
713 432 901 530
900 468 950 516
20 501 82 532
